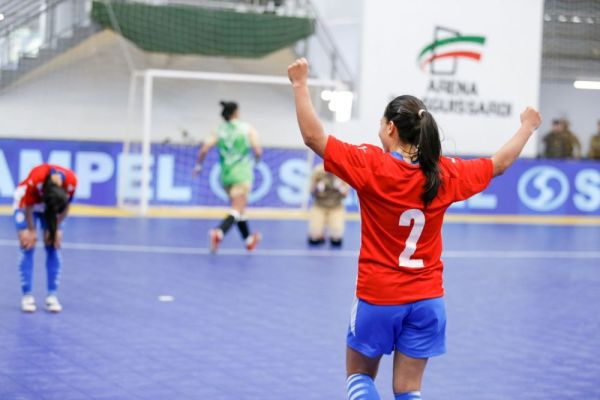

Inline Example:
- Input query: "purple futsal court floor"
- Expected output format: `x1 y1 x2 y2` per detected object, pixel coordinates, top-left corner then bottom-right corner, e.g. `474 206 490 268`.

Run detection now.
0 216 599 400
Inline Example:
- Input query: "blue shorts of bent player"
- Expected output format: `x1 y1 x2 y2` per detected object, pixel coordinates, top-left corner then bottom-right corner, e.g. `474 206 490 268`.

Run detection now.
347 297 446 359
14 208 49 231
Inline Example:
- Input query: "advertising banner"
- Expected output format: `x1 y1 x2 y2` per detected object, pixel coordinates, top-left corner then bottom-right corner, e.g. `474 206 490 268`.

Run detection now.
360 0 544 157
0 139 598 215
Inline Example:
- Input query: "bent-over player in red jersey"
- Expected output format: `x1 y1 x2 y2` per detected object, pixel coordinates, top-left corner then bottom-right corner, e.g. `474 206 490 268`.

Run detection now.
288 58 541 400
13 164 77 313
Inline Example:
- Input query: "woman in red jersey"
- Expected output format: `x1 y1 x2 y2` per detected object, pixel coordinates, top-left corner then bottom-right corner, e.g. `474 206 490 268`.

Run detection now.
287 58 541 400
13 164 77 313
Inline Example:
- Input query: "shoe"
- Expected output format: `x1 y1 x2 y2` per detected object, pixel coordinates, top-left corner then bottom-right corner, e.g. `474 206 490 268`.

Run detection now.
45 295 63 313
209 229 223 253
21 295 36 313
246 232 261 251
308 237 326 246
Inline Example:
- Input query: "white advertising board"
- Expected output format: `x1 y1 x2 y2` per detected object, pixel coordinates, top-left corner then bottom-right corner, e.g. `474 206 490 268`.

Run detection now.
359 0 544 156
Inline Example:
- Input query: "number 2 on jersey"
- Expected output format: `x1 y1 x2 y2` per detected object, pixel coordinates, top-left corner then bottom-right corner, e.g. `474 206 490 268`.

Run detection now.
398 209 425 268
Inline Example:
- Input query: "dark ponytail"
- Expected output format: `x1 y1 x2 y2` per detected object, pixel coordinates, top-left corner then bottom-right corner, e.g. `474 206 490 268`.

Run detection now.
220 101 238 121
42 175 68 245
383 95 441 207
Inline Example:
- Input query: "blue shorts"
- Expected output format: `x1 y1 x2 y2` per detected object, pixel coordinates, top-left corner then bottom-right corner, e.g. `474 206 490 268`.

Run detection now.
13 209 49 231
347 297 446 359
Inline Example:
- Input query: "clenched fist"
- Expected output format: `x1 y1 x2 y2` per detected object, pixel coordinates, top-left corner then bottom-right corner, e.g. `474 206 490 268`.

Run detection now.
288 58 309 88
520 107 541 131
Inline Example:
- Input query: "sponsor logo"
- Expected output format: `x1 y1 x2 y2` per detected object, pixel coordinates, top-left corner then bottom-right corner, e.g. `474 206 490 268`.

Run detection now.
518 166 569 211
418 26 485 75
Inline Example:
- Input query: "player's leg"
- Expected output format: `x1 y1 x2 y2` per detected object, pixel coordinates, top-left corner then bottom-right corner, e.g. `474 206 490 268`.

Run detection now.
346 347 383 400
307 205 326 245
392 353 427 399
209 185 241 252
329 205 346 247
393 297 446 398
346 298 399 400
41 214 63 313
232 183 260 251
14 208 36 312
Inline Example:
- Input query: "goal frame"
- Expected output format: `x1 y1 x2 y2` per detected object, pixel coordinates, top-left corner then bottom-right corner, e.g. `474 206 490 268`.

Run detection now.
123 68 346 215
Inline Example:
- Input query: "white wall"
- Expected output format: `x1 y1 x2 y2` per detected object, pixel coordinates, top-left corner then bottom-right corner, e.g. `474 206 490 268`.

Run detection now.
538 82 600 157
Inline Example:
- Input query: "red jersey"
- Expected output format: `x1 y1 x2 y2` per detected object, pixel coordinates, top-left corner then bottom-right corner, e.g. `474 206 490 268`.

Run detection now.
324 135 493 305
14 164 77 209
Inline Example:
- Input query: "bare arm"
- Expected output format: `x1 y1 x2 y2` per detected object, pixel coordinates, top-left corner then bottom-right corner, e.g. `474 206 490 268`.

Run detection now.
194 133 217 175
18 206 37 249
491 107 541 177
288 58 328 157
197 133 217 164
25 206 35 230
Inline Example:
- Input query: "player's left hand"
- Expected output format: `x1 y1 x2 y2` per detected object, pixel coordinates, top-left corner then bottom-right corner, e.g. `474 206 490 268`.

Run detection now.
192 164 203 177
288 58 309 87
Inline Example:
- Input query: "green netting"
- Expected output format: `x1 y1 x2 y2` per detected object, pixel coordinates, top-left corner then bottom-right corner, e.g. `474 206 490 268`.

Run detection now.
91 1 315 58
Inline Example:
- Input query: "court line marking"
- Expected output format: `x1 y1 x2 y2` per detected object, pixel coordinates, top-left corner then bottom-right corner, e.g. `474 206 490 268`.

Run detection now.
0 239 598 259
1 205 599 225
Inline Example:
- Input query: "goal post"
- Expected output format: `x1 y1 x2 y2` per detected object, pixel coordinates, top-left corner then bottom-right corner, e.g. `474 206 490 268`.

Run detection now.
121 68 350 215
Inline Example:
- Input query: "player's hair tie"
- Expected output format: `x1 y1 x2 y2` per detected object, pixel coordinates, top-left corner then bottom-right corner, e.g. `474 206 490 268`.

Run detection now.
418 109 427 119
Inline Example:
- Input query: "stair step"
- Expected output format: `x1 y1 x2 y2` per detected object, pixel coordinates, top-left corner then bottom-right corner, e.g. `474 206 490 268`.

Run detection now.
17 56 42 72
0 22 101 91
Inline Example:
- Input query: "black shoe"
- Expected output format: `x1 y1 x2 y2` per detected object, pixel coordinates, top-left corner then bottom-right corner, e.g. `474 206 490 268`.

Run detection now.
330 238 343 248
308 237 326 246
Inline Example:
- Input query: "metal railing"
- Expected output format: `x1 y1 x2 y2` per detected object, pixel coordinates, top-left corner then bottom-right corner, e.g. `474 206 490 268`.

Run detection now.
0 0 92 70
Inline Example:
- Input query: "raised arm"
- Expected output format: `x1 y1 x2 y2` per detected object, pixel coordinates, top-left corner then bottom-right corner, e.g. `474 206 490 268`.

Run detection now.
287 58 327 157
491 107 541 177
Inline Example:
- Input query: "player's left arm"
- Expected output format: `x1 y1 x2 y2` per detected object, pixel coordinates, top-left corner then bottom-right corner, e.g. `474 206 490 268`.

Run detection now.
492 107 541 177
194 132 217 175
288 58 327 157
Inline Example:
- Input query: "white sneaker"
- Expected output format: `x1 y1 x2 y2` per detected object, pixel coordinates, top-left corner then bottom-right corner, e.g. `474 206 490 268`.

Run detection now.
45 295 63 313
21 295 36 313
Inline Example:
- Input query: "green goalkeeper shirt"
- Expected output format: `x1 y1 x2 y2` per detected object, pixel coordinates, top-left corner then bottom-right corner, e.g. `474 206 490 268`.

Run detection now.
216 120 253 186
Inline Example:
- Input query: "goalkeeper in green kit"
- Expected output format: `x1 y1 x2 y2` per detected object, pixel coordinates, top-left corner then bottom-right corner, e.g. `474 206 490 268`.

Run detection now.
194 101 263 253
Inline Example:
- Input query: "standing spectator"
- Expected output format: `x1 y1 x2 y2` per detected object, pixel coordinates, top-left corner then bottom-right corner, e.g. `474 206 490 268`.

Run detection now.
308 163 350 247
562 119 582 159
587 120 600 160
542 119 581 159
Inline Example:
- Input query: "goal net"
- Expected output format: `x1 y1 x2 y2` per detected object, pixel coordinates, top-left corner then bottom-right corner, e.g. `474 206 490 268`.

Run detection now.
119 69 349 214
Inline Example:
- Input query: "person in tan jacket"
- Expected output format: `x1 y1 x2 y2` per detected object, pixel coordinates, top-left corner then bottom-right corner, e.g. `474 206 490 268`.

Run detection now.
308 163 350 247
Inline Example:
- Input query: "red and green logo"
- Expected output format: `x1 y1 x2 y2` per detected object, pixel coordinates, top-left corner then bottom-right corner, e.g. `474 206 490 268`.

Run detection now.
418 27 486 75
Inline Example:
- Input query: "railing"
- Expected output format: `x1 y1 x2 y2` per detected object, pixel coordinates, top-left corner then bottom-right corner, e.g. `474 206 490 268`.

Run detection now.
304 0 354 88
0 0 354 90
133 0 310 16
0 0 92 70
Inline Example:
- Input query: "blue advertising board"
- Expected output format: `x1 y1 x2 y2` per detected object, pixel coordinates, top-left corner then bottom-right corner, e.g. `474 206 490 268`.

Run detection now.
0 138 598 215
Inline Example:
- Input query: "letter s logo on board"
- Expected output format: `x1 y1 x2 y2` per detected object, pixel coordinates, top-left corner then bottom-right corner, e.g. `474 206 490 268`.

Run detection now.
517 166 569 212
